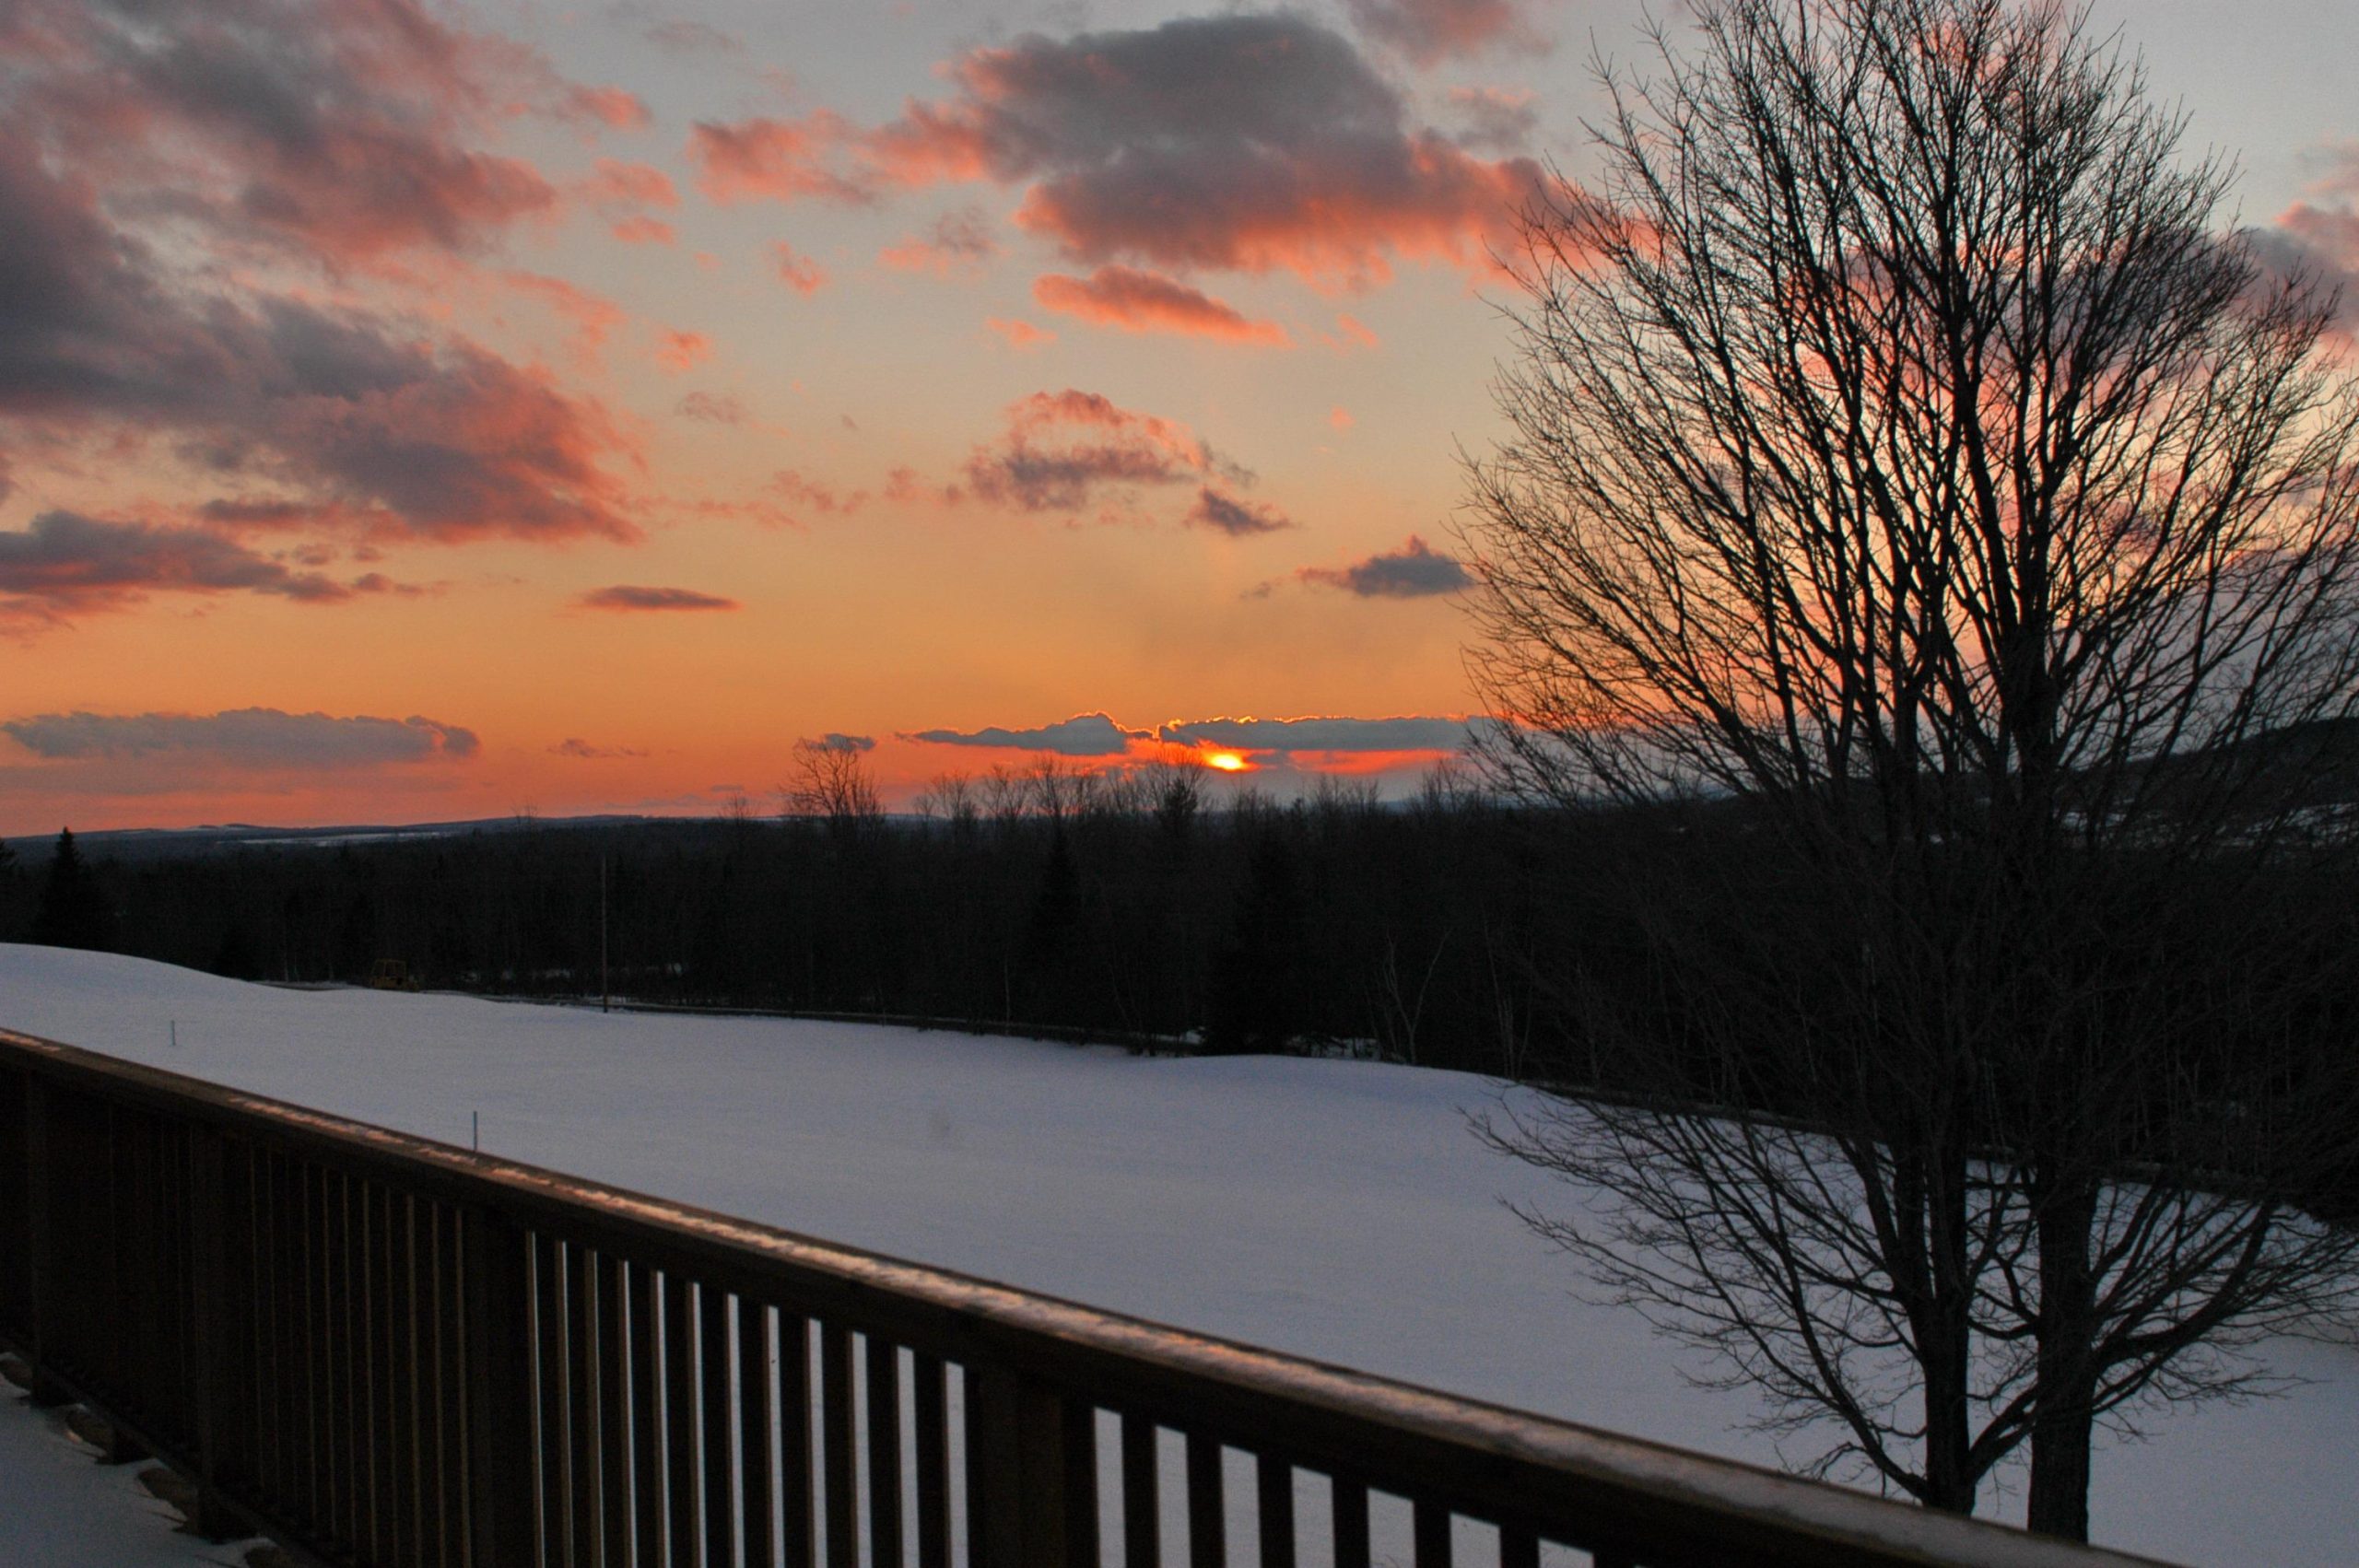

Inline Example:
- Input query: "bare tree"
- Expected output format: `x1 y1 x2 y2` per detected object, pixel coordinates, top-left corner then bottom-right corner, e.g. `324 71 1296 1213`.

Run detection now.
780 736 882 834
1462 0 2359 1539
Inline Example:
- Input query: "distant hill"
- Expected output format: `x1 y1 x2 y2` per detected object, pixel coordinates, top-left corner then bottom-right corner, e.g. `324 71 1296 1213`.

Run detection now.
0 813 673 865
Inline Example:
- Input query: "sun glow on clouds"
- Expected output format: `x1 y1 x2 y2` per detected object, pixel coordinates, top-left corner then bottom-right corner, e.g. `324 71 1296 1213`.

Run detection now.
0 0 1623 828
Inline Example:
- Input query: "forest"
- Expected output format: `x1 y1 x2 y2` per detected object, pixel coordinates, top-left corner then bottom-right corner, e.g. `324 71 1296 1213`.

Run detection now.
0 766 1602 1082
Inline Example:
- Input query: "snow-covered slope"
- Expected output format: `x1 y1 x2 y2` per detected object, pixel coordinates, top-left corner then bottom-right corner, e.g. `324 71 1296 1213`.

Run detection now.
0 944 2348 1564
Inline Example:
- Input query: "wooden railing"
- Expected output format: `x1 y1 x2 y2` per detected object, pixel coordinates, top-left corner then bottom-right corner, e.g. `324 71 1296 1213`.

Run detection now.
0 1025 2177 1568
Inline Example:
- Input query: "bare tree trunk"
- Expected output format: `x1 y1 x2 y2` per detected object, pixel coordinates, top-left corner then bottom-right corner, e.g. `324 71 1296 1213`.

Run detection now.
2028 1180 2099 1539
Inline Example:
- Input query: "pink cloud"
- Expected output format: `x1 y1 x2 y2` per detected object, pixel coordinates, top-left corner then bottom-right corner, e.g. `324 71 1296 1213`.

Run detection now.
1344 0 1551 64
771 242 828 294
580 158 680 211
610 216 676 245
959 390 1268 521
654 330 714 373
767 469 868 526
1032 266 1290 345
565 85 651 131
987 317 1055 350
687 111 866 204
500 270 628 361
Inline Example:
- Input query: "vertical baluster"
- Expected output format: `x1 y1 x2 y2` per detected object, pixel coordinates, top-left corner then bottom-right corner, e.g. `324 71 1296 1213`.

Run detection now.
1185 1434 1224 1568
334 1171 359 1553
463 1210 536 1568
1496 1525 1539 1568
1120 1416 1158 1568
819 1323 856 1568
698 1284 734 1568
187 1126 251 1540
600 1255 632 1562
534 1234 569 1568
866 1340 902 1567
385 1190 416 1568
630 1264 664 1568
663 1274 698 1568
741 1300 777 1568
777 1315 816 1568
17 1079 70 1410
418 1202 441 1567
1255 1456 1293 1568
250 1151 277 1502
430 1206 461 1568
307 1164 334 1541
1329 1479 1368 1568
910 1353 948 1568
1065 1398 1101 1568
569 1245 604 1568
359 1175 386 1562
1412 1503 1450 1567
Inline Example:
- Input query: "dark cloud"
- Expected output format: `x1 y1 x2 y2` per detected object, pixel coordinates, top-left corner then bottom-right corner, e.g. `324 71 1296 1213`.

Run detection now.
1033 266 1288 345
1446 86 1540 153
905 713 1141 757
644 19 744 55
1297 533 1469 596
551 737 649 759
16 0 637 268
0 3 640 552
577 585 742 612
1344 0 1549 64
0 510 350 620
688 14 1543 288
806 733 875 753
879 206 999 274
676 392 749 425
1156 715 1470 752
1187 487 1294 536
961 390 1249 515
3 708 480 767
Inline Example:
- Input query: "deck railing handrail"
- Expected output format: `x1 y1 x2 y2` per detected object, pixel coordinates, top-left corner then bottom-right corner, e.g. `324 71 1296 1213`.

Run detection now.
0 1024 2179 1568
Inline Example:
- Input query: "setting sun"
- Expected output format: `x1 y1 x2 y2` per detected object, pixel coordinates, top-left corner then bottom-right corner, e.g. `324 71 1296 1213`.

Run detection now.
1204 751 1250 772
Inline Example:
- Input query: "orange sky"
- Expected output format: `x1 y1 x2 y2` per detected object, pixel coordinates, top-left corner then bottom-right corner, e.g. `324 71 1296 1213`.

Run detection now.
6 0 2359 831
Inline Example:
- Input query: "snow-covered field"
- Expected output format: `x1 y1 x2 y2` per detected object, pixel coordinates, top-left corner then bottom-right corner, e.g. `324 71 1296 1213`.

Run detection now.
1 943 2350 1565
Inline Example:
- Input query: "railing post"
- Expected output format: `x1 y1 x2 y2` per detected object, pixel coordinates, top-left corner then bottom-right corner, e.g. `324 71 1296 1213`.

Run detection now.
966 1364 1097 1568
187 1125 252 1539
464 1206 539 1568
19 1077 73 1408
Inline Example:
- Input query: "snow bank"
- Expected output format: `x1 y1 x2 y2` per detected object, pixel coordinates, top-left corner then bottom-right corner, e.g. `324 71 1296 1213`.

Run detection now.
0 945 2347 1564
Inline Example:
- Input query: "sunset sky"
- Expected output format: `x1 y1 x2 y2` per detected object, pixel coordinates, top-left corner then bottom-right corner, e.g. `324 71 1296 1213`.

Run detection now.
7 0 2359 831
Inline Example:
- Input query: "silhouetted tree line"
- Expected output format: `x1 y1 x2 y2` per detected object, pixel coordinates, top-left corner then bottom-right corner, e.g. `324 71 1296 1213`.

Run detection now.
0 771 1612 1080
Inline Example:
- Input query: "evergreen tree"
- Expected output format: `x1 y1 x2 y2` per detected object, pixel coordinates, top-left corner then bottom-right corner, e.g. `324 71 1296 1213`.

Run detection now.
30 828 114 952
